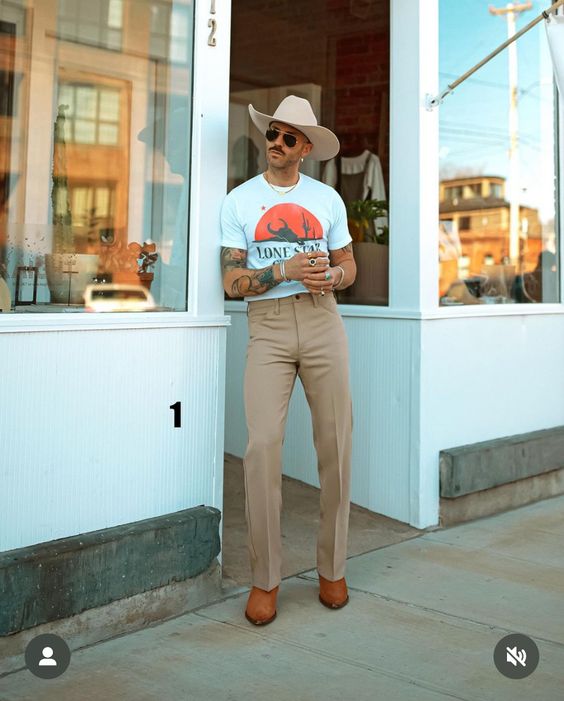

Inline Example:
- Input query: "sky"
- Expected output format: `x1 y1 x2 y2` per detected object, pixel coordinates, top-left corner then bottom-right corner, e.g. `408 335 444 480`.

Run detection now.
439 0 556 221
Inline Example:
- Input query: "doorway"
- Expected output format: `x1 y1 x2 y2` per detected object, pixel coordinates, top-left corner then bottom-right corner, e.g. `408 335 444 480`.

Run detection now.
221 1 420 587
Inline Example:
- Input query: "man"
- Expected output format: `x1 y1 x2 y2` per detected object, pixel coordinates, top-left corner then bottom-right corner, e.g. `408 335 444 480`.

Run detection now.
220 95 356 625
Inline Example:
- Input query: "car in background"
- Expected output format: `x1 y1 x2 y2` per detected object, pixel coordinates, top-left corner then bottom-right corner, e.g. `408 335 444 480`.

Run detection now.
83 283 156 312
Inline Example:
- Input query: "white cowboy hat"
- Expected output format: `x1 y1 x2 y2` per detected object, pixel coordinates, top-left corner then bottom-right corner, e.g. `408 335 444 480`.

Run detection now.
248 95 340 161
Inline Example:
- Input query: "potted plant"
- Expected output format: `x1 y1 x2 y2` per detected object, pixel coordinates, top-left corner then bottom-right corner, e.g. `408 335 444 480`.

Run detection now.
340 199 388 304
110 240 159 290
44 104 99 305
136 241 158 290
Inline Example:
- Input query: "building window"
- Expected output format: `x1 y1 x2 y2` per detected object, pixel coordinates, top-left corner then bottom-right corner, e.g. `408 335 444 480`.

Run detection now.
466 182 482 198
439 2 559 306
150 1 191 65
444 182 482 202
1 0 194 313
69 182 117 248
445 186 462 202
58 83 121 146
58 0 124 52
458 255 470 278
0 21 16 118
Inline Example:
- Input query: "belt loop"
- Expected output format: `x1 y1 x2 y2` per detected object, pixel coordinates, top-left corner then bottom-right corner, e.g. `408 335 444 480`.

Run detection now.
311 293 319 308
275 298 280 315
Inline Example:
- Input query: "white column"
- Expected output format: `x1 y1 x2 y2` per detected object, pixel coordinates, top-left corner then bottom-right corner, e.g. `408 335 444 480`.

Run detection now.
547 6 564 301
187 0 232 317
389 0 439 313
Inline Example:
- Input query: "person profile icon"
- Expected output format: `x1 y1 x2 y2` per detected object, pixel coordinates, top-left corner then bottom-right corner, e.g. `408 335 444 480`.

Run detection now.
38 646 57 666
25 634 70 679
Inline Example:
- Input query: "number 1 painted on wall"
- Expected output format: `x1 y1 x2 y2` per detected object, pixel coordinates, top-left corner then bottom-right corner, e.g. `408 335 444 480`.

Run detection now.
170 401 181 428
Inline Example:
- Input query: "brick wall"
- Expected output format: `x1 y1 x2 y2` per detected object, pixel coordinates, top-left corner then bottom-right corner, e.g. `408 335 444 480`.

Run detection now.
230 0 390 190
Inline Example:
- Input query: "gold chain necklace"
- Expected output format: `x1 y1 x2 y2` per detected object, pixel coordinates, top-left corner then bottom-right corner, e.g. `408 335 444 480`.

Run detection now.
264 171 300 196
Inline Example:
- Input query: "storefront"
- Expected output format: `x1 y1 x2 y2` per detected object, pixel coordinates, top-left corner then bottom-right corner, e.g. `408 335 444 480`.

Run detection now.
1 0 563 641
0 0 230 561
224 0 564 529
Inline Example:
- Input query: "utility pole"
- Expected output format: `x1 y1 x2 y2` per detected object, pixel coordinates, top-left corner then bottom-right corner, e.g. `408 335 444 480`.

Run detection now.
489 2 531 269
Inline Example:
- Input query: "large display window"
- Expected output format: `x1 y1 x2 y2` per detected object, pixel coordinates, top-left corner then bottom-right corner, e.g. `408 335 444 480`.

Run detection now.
227 0 390 306
438 0 560 306
0 0 193 314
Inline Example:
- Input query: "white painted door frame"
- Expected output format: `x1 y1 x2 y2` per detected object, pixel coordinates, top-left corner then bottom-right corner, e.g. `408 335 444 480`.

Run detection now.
389 0 439 315
187 0 232 319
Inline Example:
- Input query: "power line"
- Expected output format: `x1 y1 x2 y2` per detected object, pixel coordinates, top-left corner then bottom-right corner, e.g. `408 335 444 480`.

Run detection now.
440 124 541 146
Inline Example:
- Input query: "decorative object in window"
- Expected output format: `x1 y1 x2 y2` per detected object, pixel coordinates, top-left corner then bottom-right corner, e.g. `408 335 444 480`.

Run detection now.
44 105 99 305
99 239 158 291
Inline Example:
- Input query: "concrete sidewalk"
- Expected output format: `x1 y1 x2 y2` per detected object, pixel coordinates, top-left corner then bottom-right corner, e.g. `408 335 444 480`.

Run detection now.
1 496 563 701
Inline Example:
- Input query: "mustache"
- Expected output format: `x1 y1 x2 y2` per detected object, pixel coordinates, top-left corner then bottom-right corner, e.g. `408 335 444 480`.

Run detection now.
269 147 284 155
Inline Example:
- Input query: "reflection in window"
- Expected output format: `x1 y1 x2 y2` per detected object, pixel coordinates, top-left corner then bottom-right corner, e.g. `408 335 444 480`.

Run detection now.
444 186 462 202
459 255 470 279
58 0 123 51
1 0 194 313
0 18 17 292
150 1 191 64
69 182 116 249
458 215 471 231
439 1 559 306
58 83 121 145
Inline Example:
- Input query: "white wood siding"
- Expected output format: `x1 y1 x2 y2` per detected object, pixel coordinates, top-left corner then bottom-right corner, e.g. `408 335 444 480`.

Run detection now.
0 325 227 552
223 306 421 525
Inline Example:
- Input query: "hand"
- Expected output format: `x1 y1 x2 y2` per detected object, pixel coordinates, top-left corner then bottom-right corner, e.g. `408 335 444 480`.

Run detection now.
302 266 339 296
283 251 329 284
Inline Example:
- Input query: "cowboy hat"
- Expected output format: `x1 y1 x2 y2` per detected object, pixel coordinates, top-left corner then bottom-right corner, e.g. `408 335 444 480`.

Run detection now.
248 95 340 161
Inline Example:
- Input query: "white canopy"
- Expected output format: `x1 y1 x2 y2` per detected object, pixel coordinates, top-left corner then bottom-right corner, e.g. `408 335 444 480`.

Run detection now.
546 13 564 100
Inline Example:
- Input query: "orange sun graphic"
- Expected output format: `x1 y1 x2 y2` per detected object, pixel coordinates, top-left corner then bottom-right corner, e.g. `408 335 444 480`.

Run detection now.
255 204 323 244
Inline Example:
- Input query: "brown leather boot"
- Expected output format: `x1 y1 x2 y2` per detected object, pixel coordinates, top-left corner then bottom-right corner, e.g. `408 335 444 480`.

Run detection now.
318 574 349 609
245 585 279 625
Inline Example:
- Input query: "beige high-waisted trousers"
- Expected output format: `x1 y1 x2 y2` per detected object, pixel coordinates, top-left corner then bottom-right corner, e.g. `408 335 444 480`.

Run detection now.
243 290 353 592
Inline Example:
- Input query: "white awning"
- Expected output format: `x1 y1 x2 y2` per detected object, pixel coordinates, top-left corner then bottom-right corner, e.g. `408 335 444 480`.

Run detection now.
546 14 564 99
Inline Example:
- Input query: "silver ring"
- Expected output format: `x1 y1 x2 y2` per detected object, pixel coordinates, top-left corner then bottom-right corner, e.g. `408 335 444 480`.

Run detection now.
309 258 317 267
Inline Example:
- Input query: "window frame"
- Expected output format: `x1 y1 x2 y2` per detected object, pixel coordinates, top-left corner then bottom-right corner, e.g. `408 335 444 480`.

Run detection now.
433 2 562 314
0 0 230 332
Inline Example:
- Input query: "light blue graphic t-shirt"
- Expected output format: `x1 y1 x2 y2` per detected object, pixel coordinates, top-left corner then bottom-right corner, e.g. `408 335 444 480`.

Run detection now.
220 173 352 301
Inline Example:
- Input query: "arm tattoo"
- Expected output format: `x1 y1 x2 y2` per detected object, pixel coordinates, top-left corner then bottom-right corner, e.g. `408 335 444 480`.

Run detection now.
221 246 247 273
329 242 354 266
329 243 355 289
221 246 281 297
230 268 279 297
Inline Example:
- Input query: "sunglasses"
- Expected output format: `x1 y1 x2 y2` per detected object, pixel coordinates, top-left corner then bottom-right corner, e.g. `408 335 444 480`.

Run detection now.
265 127 299 148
